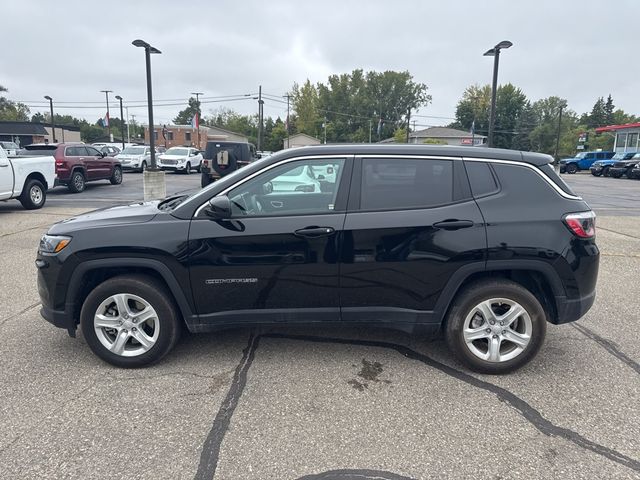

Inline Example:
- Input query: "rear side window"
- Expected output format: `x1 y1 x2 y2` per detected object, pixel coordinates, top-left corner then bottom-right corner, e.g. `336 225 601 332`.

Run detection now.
360 158 453 210
464 161 499 197
65 147 79 156
538 164 577 196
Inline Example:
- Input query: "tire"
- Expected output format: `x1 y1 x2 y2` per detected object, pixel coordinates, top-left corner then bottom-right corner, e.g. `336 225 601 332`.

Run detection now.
80 275 181 368
611 171 622 179
140 161 147 173
110 166 123 185
445 279 547 374
566 163 578 174
201 171 212 188
68 170 86 193
591 170 601 177
185 161 191 174
602 166 610 177
211 154 237 176
19 179 46 210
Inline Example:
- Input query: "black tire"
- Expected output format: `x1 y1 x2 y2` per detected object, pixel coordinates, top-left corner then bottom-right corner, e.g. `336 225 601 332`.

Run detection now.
611 171 622 178
80 275 181 368
140 161 147 173
445 279 547 374
591 170 601 177
201 171 212 188
110 166 123 185
566 163 578 174
68 170 86 193
211 153 237 176
19 178 46 210
185 161 191 174
602 166 610 177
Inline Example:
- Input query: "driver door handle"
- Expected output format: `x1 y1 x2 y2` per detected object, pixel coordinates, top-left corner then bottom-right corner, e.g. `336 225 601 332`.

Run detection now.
294 226 335 238
433 219 474 230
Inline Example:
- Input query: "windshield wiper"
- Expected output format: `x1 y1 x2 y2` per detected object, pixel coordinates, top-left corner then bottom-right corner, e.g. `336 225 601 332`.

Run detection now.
157 195 187 211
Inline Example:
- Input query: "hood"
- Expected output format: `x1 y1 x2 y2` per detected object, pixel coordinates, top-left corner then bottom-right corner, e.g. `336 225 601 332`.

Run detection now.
116 154 145 159
48 201 160 234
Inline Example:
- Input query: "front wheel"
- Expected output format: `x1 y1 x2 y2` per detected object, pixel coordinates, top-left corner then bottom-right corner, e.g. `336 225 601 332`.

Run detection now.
140 161 147 173
80 275 181 368
591 170 601 177
19 179 46 209
445 279 547 374
602 166 610 177
110 166 123 185
566 163 578 174
185 161 191 174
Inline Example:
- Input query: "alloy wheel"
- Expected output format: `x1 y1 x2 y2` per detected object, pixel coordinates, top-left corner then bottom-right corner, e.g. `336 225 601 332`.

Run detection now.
30 185 43 205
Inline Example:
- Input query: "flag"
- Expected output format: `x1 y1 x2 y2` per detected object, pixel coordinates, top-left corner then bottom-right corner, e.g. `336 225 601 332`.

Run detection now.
103 112 109 127
191 113 199 130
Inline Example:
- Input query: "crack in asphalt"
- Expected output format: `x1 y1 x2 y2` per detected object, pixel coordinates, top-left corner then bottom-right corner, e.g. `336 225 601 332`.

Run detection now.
297 470 418 480
597 226 640 241
194 333 640 479
571 323 640 375
0 302 40 327
0 223 52 238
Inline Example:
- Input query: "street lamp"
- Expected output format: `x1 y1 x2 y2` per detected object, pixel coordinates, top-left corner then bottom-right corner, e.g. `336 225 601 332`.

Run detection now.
115 95 125 150
44 95 56 142
133 39 164 201
132 39 161 170
483 40 512 148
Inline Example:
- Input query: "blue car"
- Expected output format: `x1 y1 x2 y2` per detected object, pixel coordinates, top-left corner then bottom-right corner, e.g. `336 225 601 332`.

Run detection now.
560 150 615 174
590 152 637 177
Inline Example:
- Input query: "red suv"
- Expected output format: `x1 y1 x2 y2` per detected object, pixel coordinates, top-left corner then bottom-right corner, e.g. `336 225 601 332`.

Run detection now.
23 143 123 193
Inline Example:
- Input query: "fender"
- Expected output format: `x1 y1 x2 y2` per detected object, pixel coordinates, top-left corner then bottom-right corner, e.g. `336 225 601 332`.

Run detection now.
65 258 196 325
432 259 566 321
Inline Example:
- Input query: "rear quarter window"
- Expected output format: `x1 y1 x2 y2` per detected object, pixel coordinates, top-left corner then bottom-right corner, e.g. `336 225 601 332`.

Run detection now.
464 161 499 197
493 163 576 199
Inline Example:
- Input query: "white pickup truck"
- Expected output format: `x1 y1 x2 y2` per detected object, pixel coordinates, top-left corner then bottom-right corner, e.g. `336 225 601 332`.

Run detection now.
0 146 56 209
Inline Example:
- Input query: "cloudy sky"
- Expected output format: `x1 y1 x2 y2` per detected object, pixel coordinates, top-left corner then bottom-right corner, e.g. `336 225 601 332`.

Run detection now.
2 0 638 128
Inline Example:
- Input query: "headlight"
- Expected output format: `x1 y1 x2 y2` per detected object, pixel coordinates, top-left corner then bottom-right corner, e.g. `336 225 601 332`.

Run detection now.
39 235 72 254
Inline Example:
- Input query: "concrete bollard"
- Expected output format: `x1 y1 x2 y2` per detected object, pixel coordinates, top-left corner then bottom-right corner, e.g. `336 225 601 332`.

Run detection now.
143 170 166 201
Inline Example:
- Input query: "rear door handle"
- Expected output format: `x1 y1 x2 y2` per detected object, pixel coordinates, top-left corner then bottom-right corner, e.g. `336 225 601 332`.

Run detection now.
294 226 335 238
433 219 474 230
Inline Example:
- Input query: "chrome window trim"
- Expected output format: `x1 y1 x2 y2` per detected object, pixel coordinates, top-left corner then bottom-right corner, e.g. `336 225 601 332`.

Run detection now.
193 154 349 217
463 157 582 200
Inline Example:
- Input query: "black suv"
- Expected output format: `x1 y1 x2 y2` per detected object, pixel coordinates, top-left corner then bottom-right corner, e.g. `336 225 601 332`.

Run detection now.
200 141 258 187
608 152 640 178
37 145 599 373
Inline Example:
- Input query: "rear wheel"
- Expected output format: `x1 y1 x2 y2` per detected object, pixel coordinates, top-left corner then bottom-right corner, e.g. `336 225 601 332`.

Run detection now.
110 166 123 185
602 166 610 177
68 170 86 193
566 163 578 174
80 275 181 368
445 279 547 374
19 179 46 209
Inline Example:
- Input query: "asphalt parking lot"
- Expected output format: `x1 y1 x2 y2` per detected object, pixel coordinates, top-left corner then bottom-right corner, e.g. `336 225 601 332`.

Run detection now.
0 173 638 479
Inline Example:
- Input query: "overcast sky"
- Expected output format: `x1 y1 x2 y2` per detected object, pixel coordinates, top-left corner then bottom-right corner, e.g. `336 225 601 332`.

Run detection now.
2 0 638 128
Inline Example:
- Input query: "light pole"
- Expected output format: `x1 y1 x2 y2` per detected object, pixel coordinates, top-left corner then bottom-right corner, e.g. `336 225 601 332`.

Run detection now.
133 39 164 201
100 90 113 140
483 40 512 148
191 92 203 148
44 95 56 142
115 95 125 150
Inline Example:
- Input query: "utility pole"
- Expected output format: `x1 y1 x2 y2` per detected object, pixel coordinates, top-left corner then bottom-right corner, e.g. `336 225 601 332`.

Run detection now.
406 108 411 143
115 95 125 150
257 85 264 151
191 92 203 148
283 93 291 148
125 107 130 143
130 114 136 140
100 90 113 140
554 104 565 165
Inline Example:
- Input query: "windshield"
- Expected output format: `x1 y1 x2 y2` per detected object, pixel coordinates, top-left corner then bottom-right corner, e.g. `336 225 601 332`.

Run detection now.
611 153 625 160
281 166 305 176
121 147 145 155
633 153 640 159
574 152 587 159
165 148 188 156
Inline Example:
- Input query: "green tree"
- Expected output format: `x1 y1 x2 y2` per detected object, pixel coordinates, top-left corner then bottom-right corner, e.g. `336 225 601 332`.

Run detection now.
492 84 528 149
292 80 321 136
604 94 615 125
0 86 30 121
587 97 607 128
393 128 407 143
173 97 201 125
451 84 492 135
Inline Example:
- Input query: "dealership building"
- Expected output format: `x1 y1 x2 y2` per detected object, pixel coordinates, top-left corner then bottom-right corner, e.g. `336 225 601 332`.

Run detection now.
595 122 640 153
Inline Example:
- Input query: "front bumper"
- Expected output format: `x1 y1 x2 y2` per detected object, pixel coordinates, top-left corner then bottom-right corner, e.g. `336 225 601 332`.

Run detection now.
589 165 602 174
159 164 187 171
608 167 628 177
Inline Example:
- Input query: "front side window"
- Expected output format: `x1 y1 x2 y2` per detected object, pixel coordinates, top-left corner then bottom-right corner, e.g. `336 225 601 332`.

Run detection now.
360 158 453 210
226 158 345 217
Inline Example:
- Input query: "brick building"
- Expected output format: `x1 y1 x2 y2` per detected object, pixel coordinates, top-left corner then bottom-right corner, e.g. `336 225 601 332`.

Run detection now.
144 124 248 149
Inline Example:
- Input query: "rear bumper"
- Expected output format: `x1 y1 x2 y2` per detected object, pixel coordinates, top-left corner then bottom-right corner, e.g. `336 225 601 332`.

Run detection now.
553 290 596 324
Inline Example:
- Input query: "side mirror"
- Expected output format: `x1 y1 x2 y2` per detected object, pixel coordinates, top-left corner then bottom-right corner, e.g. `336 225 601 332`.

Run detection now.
100 152 106 158
204 195 232 219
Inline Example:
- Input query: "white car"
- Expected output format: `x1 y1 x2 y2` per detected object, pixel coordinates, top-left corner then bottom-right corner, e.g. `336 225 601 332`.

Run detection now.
115 146 153 173
0 146 56 209
271 164 322 192
157 147 203 174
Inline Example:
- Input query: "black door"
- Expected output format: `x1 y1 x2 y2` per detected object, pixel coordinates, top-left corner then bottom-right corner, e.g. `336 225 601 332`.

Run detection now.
188 156 351 325
339 156 486 324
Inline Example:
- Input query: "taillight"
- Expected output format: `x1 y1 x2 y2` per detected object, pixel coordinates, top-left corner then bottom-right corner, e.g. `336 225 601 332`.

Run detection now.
563 211 596 238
